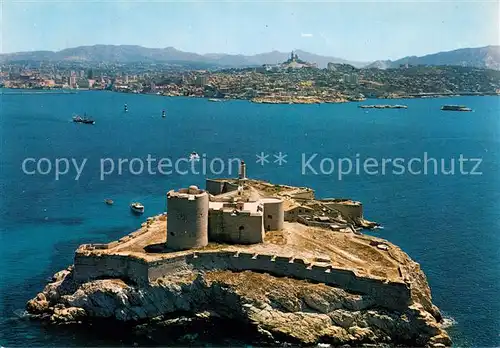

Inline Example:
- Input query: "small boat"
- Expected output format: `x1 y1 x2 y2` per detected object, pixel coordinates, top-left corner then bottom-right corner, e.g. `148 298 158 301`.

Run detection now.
104 199 114 205
189 152 200 161
73 114 95 125
124 104 128 112
162 110 166 118
130 202 144 214
441 105 472 112
208 98 223 102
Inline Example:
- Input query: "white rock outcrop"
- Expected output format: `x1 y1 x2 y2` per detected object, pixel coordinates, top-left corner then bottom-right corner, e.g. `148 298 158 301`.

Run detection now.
27 267 451 347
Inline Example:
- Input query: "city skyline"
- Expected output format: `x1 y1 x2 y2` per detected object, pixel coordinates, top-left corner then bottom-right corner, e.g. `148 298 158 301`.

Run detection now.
1 0 499 61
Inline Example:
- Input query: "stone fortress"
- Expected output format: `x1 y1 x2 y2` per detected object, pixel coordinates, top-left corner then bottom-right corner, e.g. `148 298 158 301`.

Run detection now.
27 161 451 347
165 161 375 251
166 162 284 250
73 161 424 312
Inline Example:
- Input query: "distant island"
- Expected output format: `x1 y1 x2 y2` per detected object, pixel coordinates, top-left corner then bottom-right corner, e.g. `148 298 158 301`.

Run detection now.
26 167 451 346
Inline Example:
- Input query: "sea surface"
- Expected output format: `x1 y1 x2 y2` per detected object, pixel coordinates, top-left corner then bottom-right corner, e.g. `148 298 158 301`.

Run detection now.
0 90 499 347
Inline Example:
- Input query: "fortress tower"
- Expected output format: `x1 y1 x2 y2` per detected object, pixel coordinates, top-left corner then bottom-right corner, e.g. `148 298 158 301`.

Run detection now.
166 185 209 250
261 198 284 231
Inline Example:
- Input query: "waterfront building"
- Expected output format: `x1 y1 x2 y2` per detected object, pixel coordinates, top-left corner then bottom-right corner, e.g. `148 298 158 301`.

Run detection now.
350 73 359 85
343 73 350 84
69 75 77 88
195 75 208 87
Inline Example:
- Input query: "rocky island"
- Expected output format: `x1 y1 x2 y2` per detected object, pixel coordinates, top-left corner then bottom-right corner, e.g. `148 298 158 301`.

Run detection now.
26 164 450 346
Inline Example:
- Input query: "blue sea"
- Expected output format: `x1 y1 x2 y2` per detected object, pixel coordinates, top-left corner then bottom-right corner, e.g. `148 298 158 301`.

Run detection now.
0 90 499 347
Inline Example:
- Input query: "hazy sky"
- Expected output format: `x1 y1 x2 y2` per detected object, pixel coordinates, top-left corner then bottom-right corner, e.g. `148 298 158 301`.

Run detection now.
1 0 499 61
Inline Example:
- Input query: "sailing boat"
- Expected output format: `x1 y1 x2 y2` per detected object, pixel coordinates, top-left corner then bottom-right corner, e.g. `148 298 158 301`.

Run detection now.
124 104 128 112
72 112 95 125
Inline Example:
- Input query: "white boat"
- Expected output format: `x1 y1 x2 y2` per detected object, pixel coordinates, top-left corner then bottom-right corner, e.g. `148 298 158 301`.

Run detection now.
130 202 144 214
189 152 200 161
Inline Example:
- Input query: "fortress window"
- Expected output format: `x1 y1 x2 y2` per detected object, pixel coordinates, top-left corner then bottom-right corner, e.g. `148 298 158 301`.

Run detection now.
267 214 272 219
239 226 244 232
170 232 175 236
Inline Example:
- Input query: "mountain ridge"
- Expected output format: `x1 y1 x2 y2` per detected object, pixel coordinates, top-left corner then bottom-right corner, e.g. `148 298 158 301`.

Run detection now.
366 45 500 70
1 45 499 70
0 45 367 68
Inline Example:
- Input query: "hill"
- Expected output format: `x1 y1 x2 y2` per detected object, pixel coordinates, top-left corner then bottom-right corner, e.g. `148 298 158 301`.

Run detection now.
366 46 500 70
0 45 366 68
2 45 499 70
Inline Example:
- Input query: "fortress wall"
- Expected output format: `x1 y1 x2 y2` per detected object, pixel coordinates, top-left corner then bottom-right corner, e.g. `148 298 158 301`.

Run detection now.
188 251 233 270
298 219 335 228
251 254 276 272
290 190 315 200
209 211 264 244
323 202 363 221
223 213 264 244
228 252 255 271
206 179 224 195
224 182 239 193
283 258 310 280
148 255 192 281
74 253 149 285
346 277 411 310
200 252 409 310
284 210 297 222
273 256 295 276
326 268 358 287
308 264 332 283
73 249 411 310
208 210 225 241
81 241 120 250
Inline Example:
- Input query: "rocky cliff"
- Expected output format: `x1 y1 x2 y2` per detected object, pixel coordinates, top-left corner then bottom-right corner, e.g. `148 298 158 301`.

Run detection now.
27 261 451 347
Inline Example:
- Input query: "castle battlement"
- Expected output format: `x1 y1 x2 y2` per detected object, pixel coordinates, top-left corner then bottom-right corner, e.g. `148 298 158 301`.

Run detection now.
167 185 207 199
73 248 411 311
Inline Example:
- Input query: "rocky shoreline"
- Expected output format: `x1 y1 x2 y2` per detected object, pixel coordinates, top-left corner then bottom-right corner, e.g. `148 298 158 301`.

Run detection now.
26 249 451 347
251 96 349 104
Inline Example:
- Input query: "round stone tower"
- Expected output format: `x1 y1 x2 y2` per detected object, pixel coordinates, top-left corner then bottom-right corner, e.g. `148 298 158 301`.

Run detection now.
166 185 209 250
261 197 284 231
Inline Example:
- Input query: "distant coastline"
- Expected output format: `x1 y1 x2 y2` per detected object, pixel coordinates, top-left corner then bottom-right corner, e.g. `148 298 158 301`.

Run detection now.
2 87 499 104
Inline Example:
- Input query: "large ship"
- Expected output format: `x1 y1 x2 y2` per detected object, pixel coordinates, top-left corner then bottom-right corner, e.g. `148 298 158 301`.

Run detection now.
441 105 472 112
